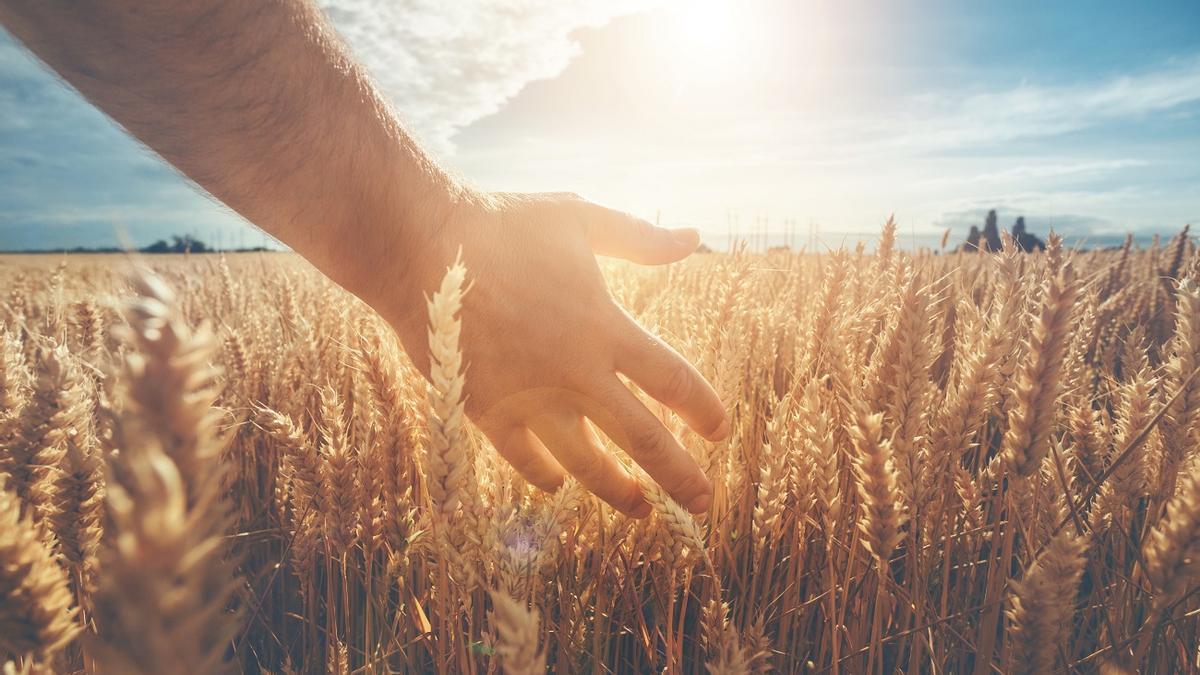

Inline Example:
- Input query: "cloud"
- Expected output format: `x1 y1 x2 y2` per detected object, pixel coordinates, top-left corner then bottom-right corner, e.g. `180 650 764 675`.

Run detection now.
866 57 1200 153
714 55 1200 167
2 0 671 247
318 0 662 155
916 159 1150 189
3 2 665 152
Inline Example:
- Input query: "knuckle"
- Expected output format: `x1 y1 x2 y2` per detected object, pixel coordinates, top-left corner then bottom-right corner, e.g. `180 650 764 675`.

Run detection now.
661 359 694 405
626 422 670 460
671 470 710 504
572 452 607 485
632 217 656 240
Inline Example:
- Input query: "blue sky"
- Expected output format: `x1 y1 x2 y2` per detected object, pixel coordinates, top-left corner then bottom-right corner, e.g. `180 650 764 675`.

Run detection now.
2 0 1198 251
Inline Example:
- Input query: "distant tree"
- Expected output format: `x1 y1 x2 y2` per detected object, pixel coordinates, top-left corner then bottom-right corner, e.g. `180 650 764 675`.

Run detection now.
171 235 209 253
140 235 210 254
1012 216 1045 252
958 212 1049 254
982 209 1002 252
961 225 982 252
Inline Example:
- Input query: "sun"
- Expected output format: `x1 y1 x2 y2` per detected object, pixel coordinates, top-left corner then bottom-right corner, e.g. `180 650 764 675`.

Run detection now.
677 0 738 54
658 0 755 84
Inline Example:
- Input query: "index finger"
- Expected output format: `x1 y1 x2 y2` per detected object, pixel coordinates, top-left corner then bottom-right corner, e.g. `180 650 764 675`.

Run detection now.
616 324 729 442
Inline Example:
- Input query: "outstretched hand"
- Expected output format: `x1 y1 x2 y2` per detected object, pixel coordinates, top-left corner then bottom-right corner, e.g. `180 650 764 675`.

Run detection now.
379 192 730 517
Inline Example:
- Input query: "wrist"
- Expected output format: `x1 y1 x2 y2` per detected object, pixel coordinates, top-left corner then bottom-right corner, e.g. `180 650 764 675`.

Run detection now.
353 170 482 333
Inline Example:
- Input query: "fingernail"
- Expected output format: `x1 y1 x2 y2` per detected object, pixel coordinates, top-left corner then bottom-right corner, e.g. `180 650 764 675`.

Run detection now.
708 417 731 442
671 228 700 248
627 482 652 518
686 491 713 515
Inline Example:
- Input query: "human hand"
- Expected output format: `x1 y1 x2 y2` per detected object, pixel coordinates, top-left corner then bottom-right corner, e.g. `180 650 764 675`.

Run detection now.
376 191 730 517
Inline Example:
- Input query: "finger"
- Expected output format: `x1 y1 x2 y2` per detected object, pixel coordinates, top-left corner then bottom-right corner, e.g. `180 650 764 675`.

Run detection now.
616 326 729 441
528 411 650 518
482 423 568 493
579 202 701 265
585 379 713 514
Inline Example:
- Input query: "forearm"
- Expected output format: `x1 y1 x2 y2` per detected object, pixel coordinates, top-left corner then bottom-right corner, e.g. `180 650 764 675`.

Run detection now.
0 0 465 302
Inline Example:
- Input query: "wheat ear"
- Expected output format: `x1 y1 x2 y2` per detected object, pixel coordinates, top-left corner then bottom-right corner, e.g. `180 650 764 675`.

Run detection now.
640 473 712 576
850 410 906 566
1006 527 1089 675
0 479 78 661
1142 466 1200 612
1001 258 1077 479
1157 278 1200 493
90 270 240 674
488 587 546 675
425 251 471 519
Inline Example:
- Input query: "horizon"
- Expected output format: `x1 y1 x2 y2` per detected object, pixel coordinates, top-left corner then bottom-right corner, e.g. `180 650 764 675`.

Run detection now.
2 0 1199 251
0 220 1183 255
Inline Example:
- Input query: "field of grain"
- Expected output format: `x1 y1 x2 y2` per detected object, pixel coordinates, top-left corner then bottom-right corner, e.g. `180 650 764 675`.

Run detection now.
1 222 1198 674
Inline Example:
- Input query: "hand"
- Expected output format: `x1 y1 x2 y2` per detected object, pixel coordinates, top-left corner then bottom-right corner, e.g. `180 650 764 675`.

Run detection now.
378 192 730 517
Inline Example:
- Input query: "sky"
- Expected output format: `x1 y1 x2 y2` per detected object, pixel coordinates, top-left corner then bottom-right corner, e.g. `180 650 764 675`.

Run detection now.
2 0 1199 251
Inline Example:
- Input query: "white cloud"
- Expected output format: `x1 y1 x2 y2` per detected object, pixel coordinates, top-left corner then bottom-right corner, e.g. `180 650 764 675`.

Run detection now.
916 159 1150 188
698 56 1200 167
868 57 1200 153
318 0 662 156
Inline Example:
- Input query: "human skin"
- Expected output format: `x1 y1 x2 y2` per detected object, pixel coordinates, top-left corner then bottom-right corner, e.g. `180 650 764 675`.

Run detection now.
0 0 730 516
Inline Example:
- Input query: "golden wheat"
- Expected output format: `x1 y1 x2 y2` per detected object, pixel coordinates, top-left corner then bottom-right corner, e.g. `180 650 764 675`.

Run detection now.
0 224 1197 673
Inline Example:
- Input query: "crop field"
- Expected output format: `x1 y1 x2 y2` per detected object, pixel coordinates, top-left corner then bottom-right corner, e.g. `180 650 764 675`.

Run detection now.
1 223 1198 674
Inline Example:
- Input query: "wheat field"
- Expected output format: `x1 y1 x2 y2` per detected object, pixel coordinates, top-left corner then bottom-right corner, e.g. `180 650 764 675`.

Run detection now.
0 221 1198 674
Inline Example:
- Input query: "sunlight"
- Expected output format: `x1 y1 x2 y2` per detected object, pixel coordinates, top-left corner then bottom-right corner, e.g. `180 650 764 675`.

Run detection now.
677 0 738 53
665 0 746 78
655 0 830 94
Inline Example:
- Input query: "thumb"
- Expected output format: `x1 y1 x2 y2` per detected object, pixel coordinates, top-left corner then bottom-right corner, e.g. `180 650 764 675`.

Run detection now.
581 203 701 265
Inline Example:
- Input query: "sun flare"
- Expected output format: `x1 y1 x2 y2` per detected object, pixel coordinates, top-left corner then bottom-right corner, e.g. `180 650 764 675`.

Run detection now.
664 0 746 76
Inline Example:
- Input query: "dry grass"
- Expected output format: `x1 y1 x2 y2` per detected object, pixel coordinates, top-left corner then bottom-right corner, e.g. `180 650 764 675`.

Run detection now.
0 223 1198 673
